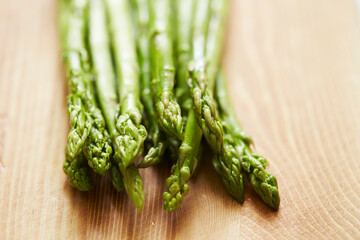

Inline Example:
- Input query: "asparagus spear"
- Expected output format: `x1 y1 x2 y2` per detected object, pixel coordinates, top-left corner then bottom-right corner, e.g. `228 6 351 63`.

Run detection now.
61 0 112 180
163 0 208 212
187 0 228 155
105 0 146 210
215 71 280 210
163 110 203 211
149 0 183 140
186 0 247 203
131 0 167 168
174 0 195 113
61 0 94 190
88 0 124 191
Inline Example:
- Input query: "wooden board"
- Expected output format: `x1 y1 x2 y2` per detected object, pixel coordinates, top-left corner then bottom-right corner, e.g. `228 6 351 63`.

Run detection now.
1 0 360 239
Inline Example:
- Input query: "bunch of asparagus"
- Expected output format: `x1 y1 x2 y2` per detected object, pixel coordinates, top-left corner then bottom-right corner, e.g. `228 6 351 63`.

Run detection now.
60 0 280 212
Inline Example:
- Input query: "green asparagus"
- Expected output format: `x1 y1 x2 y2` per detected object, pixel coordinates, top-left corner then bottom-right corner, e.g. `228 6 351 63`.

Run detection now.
131 0 167 168
187 0 228 155
163 0 208 212
105 0 146 210
88 0 124 191
61 0 112 182
61 0 94 190
65 94 93 159
206 0 243 204
186 0 247 203
59 0 281 212
215 71 280 210
163 110 203 211
149 0 183 140
174 0 195 114
64 95 93 191
82 74 112 176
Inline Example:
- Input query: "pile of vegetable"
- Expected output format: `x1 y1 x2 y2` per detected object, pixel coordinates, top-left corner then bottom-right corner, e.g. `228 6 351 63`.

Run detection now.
60 0 280 212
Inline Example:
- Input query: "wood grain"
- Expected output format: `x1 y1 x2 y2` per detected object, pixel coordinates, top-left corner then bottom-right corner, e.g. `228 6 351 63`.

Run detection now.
1 0 360 239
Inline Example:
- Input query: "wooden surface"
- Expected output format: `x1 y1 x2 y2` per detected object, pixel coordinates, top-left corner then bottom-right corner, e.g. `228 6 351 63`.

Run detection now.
1 0 360 239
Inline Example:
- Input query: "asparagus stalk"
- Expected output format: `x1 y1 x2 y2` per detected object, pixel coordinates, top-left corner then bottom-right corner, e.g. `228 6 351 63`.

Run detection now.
174 0 195 113
163 0 208 212
105 0 146 210
215 71 280 210
207 0 247 204
88 0 124 191
131 0 167 168
163 110 202 211
61 0 112 180
186 0 247 203
149 0 183 140
61 0 94 190
187 0 228 154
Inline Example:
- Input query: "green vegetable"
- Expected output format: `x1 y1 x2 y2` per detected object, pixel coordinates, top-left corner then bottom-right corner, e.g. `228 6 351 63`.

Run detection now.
174 0 195 113
60 0 280 212
163 0 208 212
186 0 247 203
82 75 112 176
63 95 93 191
187 0 226 155
131 0 167 168
215 71 280 210
163 110 203 211
61 0 93 190
105 0 146 210
149 0 183 140
110 163 124 192
212 73 246 203
65 0 112 178
88 0 124 191
65 94 93 161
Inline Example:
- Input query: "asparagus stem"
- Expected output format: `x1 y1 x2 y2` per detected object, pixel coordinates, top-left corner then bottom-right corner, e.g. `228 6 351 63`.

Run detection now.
163 0 206 212
105 0 146 210
185 0 247 203
215 71 280 210
88 0 117 133
166 138 181 162
59 0 70 47
110 163 124 192
205 0 228 88
205 0 245 203
163 111 202 211
187 0 225 154
61 0 112 180
61 0 93 190
149 0 183 140
88 0 124 190
174 0 195 113
131 0 167 168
